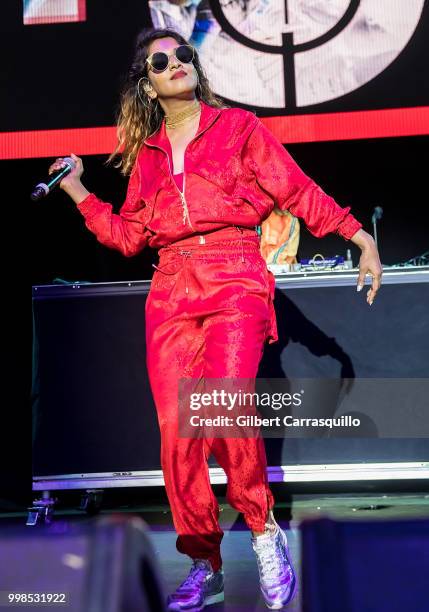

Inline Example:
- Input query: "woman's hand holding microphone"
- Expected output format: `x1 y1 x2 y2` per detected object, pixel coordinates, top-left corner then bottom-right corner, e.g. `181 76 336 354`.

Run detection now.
48 153 90 204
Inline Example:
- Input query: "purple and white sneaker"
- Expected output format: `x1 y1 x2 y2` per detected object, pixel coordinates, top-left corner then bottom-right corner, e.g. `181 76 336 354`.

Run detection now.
251 511 298 609
166 558 224 611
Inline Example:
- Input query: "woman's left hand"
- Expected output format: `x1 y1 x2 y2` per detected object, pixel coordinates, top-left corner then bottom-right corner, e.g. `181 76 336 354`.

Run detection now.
350 229 383 306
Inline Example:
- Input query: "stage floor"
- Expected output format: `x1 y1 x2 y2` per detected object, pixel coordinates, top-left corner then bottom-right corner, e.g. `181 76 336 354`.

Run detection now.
1 491 428 611
143 492 429 612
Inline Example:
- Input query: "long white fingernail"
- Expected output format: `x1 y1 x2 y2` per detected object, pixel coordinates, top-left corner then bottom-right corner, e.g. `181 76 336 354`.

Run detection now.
357 284 363 292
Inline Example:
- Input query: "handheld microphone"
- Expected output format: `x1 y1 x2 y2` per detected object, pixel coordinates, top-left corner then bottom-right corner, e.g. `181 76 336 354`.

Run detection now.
371 206 383 224
30 157 76 201
371 205 383 250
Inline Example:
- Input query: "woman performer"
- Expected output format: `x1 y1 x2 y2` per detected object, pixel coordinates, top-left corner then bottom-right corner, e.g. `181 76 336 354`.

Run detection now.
48 27 382 611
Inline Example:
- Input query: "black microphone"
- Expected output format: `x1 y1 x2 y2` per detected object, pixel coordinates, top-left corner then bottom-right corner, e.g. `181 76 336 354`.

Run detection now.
30 157 76 201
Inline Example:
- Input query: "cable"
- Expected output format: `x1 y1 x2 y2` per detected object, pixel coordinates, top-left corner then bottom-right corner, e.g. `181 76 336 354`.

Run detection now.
382 251 429 269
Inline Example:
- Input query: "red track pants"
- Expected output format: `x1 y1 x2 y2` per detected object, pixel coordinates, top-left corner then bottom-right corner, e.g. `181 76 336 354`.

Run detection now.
145 226 276 572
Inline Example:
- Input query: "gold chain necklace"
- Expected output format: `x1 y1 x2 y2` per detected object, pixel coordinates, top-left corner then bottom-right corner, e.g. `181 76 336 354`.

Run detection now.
165 100 201 129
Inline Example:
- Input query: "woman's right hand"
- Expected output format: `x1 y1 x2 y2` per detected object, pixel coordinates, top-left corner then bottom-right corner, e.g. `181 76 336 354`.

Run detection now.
48 153 83 191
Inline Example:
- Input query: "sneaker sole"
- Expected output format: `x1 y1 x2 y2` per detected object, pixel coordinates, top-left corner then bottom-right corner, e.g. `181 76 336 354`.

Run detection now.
262 527 298 610
205 590 225 606
167 589 224 612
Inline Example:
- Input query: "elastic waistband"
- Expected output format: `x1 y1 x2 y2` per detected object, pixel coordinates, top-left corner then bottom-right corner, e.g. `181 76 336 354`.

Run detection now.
154 226 260 294
159 225 259 252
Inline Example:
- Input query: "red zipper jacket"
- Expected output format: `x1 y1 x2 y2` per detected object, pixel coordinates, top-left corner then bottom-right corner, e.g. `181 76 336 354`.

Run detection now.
76 100 362 256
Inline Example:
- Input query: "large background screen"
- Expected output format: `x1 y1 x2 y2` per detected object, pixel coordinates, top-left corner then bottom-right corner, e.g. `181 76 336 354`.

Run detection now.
2 0 428 159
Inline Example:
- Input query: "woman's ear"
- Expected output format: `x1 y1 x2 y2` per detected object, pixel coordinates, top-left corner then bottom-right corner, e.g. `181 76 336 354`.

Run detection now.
146 87 157 100
142 77 157 99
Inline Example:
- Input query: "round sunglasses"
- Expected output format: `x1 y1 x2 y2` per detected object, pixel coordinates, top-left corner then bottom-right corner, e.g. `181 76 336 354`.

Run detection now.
146 44 195 73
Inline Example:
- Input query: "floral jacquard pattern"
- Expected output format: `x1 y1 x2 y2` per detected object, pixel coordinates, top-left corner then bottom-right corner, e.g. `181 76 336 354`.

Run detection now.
76 100 362 254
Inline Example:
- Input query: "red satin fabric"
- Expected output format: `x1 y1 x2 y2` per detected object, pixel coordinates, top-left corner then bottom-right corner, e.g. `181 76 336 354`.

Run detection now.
147 226 275 571
76 100 362 256
75 101 363 570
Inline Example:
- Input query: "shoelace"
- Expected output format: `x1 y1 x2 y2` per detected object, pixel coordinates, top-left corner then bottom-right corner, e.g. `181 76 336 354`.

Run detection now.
254 523 284 584
176 560 212 592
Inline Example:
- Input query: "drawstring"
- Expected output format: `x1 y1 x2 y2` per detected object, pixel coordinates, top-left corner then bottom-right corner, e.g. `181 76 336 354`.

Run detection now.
235 226 245 263
181 250 191 294
152 263 176 274
152 249 192 294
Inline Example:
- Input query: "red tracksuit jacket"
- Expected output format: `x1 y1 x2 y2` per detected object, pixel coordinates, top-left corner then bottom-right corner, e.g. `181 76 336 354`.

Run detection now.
76 100 362 255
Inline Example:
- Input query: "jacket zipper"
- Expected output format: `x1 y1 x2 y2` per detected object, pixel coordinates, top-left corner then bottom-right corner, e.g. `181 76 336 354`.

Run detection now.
144 111 221 233
164 152 193 230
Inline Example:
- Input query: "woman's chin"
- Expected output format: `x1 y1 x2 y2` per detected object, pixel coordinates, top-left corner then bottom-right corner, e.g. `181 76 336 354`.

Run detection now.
165 86 197 99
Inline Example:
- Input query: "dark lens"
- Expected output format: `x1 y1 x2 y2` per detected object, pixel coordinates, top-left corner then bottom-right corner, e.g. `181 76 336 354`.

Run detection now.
176 45 194 64
150 52 169 71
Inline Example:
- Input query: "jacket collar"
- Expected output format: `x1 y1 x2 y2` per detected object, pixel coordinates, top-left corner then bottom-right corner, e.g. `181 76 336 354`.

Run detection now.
143 100 222 149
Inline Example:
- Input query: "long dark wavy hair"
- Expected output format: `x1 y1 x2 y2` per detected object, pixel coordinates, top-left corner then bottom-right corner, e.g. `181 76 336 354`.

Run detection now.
107 28 227 176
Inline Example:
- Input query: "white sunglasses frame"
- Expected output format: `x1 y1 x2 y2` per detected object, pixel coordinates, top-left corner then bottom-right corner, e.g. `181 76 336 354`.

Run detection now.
145 44 196 73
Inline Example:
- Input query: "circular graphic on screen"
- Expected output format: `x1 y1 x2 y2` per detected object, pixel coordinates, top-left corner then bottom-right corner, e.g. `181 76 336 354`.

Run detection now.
149 0 425 109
